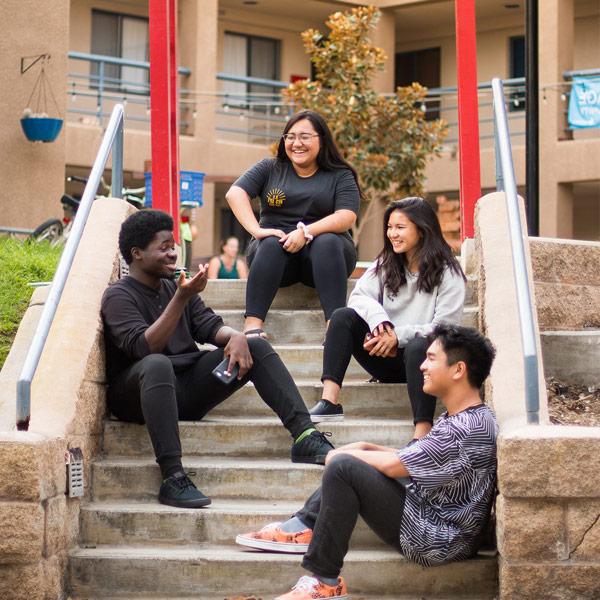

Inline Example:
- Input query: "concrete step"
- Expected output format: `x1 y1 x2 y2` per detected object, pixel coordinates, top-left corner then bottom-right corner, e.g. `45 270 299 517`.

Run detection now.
92 457 326 502
79 498 387 549
218 306 478 345
68 544 497 598
70 596 497 600
541 330 600 387
102 418 415 458
270 343 490 380
271 345 362 379
200 276 478 311
208 380 413 419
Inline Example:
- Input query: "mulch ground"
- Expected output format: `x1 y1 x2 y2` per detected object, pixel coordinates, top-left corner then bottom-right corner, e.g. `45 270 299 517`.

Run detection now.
547 377 600 427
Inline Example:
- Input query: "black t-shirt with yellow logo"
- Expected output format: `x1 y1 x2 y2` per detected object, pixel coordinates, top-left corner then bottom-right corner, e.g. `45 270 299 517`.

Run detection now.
233 158 360 234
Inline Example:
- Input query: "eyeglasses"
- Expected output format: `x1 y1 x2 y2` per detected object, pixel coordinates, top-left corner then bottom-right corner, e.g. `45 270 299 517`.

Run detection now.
282 133 319 143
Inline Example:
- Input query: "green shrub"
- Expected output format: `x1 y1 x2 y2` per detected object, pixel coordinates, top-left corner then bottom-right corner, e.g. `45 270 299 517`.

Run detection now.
0 238 61 369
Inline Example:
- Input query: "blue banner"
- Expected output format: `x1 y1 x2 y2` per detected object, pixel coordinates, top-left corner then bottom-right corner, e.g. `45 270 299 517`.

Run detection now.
568 77 600 129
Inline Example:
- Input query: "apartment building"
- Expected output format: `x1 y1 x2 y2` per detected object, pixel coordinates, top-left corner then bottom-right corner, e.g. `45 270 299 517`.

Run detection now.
1 0 598 260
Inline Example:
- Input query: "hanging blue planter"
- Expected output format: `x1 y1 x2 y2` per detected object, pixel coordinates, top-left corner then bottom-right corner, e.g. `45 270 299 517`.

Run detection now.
20 54 64 143
20 117 63 143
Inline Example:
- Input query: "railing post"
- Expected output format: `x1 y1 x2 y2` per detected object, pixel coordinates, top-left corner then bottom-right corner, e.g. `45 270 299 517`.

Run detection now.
111 117 124 198
494 111 504 192
97 60 105 127
492 78 540 424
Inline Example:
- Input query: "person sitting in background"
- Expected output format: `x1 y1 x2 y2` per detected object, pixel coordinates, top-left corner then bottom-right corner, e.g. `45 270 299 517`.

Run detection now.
310 197 466 446
225 109 360 339
207 236 248 280
236 324 497 600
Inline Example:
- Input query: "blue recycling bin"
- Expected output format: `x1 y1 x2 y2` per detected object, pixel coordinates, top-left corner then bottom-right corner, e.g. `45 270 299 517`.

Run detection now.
144 171 204 208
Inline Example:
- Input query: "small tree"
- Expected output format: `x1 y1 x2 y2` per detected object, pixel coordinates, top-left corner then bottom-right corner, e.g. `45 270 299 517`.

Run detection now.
281 6 447 240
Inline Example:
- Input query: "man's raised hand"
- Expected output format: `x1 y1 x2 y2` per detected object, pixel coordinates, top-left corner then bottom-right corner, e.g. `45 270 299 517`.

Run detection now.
177 263 209 297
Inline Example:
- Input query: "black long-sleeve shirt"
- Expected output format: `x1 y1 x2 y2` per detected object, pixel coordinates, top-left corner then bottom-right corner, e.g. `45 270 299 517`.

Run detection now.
101 276 224 381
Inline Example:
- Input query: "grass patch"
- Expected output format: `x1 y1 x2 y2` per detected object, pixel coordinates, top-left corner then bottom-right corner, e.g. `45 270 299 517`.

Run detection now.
0 238 61 370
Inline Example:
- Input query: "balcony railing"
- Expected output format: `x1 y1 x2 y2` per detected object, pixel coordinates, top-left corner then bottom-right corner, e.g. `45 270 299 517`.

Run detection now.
66 52 599 146
212 74 528 150
67 51 192 131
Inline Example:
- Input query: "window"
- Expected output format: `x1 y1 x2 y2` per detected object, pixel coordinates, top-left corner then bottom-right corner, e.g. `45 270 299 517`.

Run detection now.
395 47 441 120
91 10 149 93
509 36 525 111
222 32 281 105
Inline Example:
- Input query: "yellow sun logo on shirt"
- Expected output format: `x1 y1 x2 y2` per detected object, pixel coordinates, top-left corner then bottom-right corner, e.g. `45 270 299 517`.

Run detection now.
267 188 286 207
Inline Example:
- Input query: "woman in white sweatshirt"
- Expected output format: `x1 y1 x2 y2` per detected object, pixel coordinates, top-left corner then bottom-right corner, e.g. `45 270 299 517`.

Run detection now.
310 197 466 443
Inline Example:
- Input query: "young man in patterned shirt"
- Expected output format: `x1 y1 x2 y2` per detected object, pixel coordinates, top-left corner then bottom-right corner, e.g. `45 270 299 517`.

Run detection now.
236 324 498 600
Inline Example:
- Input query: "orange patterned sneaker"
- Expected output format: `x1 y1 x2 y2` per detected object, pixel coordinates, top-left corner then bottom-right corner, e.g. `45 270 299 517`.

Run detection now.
273 575 348 600
235 521 312 553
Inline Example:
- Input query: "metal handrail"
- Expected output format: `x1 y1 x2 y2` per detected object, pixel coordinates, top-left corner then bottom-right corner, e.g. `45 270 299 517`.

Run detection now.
16 104 125 430
216 72 289 89
563 67 600 80
491 78 540 424
69 51 191 76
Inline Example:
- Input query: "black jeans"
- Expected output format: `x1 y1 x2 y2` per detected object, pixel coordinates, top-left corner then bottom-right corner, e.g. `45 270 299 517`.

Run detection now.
322 307 436 424
246 233 356 321
107 337 313 469
297 454 406 579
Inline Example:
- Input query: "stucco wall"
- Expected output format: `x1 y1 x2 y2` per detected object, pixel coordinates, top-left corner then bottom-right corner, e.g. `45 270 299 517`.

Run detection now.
0 0 69 230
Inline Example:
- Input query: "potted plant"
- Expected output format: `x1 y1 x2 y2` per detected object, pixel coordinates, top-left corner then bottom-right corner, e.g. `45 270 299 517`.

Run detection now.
21 108 63 143
20 54 63 143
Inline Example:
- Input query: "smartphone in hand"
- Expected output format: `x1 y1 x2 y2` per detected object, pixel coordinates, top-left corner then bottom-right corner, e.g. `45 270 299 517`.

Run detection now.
211 357 240 384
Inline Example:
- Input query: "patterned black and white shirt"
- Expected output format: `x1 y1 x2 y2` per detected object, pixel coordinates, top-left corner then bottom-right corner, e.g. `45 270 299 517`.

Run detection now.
396 404 498 566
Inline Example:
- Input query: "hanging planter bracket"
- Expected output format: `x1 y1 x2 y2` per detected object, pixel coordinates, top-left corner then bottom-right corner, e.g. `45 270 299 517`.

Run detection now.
21 54 51 75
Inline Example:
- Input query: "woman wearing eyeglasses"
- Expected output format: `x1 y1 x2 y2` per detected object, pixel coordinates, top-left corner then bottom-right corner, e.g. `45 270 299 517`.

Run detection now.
226 110 361 338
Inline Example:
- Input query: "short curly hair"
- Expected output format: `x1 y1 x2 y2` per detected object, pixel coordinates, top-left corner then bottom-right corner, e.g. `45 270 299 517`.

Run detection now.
119 210 173 264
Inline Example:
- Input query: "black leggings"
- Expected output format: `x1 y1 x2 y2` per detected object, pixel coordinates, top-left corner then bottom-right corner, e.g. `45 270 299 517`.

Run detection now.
245 233 356 321
107 337 313 473
297 454 406 579
322 307 436 424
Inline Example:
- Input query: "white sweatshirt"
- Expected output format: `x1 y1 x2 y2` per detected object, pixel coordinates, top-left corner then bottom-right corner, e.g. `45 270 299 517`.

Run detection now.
347 260 466 348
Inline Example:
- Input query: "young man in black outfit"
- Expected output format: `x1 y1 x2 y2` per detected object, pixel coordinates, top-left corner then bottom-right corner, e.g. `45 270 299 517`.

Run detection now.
101 210 334 509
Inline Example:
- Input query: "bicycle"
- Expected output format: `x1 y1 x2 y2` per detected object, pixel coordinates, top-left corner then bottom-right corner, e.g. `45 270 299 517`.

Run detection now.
31 176 145 246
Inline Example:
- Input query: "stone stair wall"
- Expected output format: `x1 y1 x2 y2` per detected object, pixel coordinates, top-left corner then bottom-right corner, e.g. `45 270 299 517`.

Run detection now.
529 237 600 387
0 198 135 600
475 193 600 600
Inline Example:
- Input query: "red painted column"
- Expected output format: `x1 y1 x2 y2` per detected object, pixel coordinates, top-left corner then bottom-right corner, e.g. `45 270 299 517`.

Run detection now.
455 0 481 240
149 0 180 242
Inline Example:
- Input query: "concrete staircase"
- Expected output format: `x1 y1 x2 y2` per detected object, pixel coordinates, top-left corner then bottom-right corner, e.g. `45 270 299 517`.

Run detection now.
69 277 498 599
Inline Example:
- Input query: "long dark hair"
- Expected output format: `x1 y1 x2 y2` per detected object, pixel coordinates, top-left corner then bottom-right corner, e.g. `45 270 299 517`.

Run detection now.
276 110 362 196
375 197 465 295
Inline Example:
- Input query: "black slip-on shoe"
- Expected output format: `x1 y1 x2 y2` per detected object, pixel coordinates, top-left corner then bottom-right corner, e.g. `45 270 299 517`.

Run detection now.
309 399 344 423
159 471 212 508
291 431 334 465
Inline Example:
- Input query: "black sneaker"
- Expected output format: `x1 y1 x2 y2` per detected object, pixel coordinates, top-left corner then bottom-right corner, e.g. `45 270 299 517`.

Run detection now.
158 471 212 508
309 399 344 423
291 431 334 465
